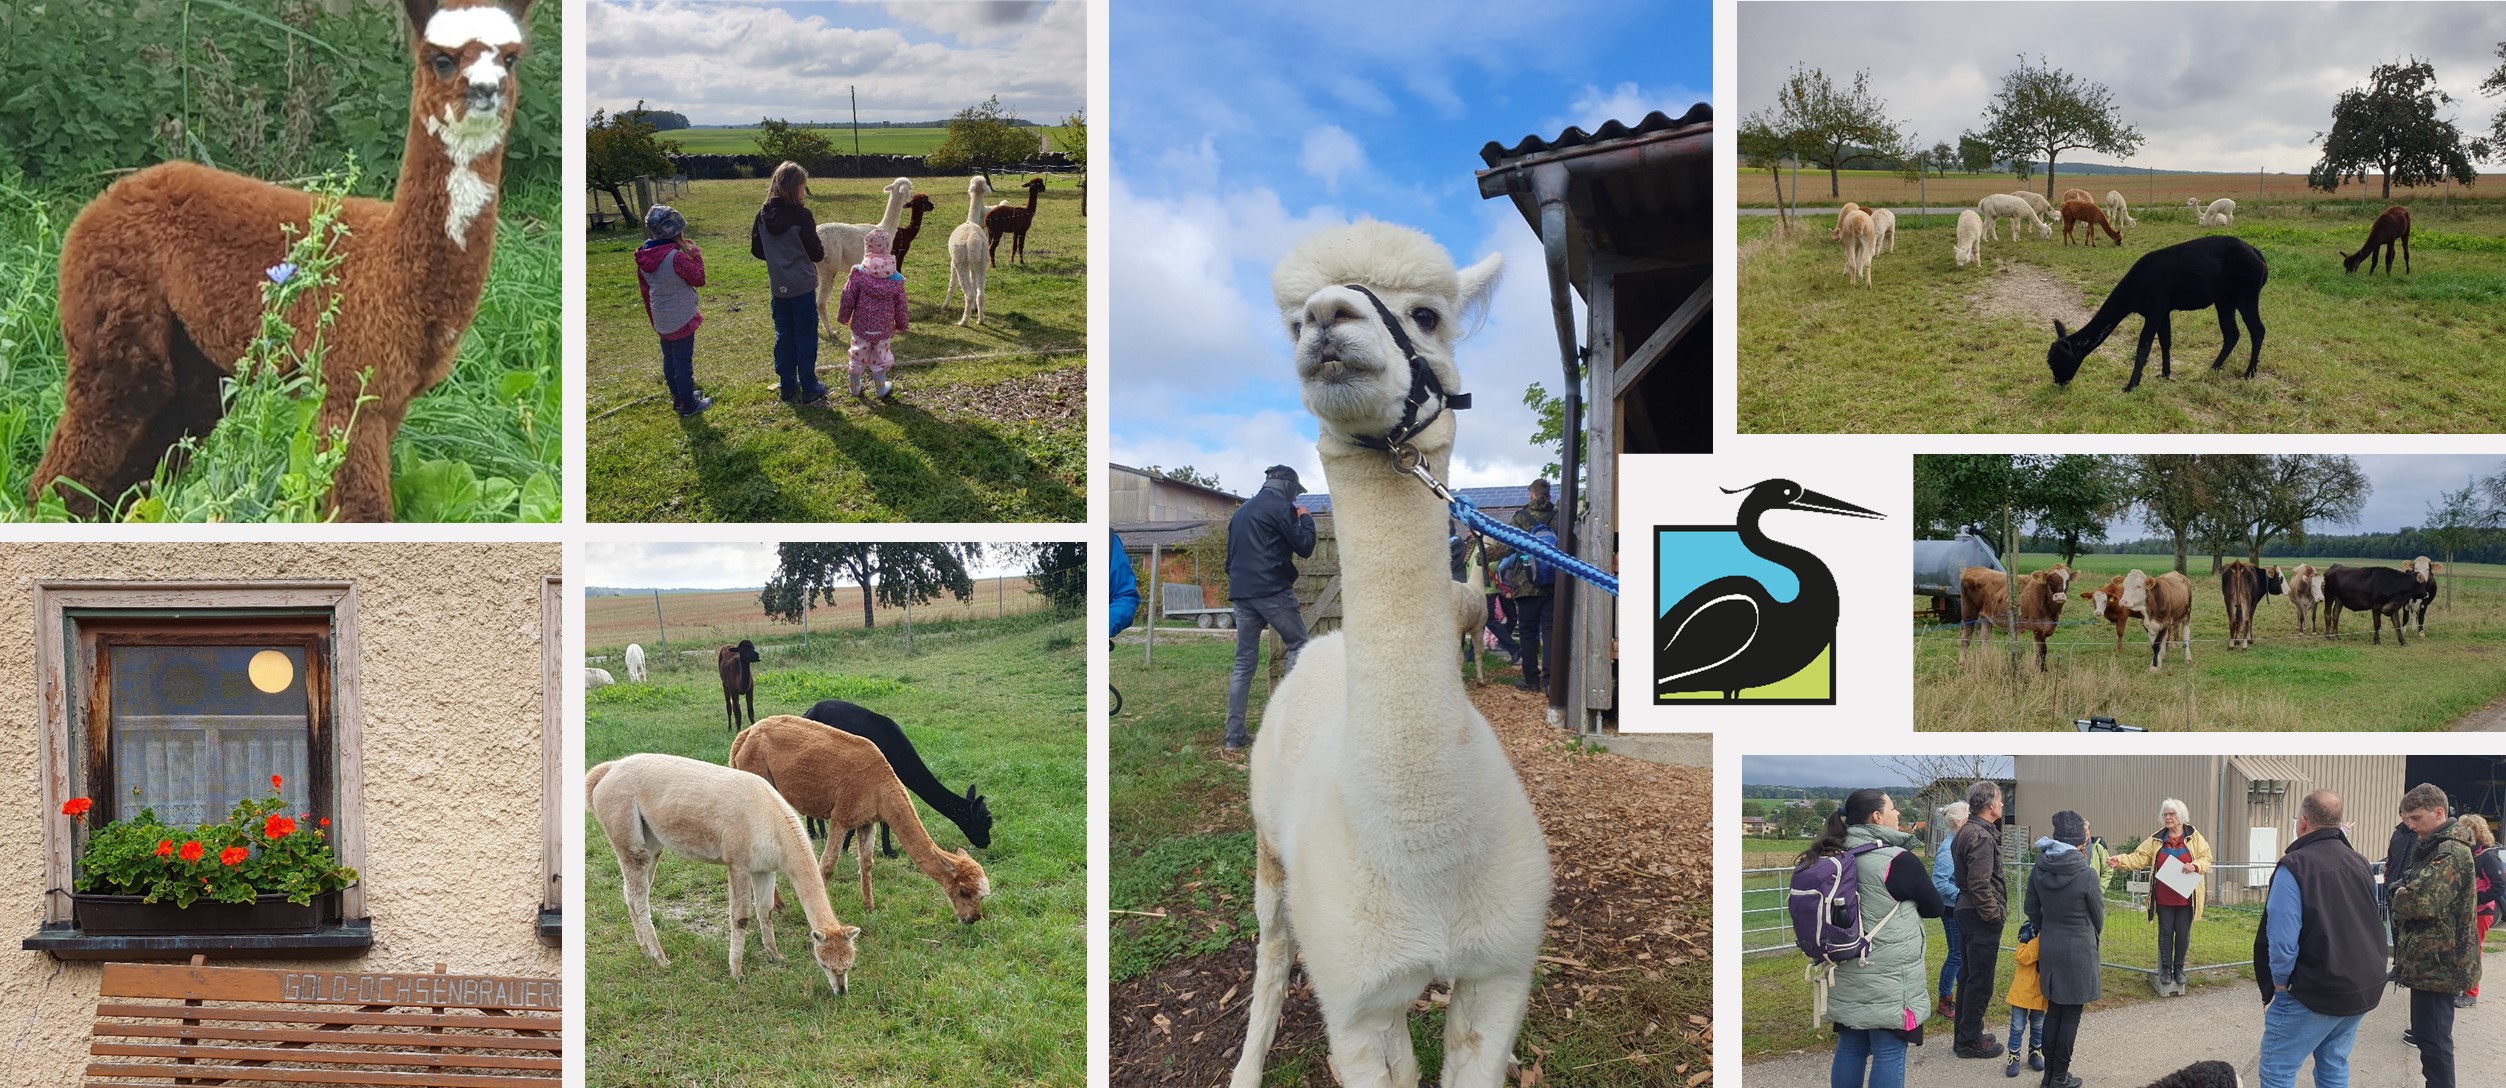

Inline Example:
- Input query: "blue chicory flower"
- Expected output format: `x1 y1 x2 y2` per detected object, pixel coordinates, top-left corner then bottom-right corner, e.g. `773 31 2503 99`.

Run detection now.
266 262 297 285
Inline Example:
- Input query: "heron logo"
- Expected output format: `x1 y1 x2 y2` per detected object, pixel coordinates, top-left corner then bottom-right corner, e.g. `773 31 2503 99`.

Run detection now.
1654 479 1882 704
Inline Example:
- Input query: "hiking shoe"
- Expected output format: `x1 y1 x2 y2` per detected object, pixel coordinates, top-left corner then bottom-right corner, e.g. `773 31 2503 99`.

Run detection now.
800 386 831 407
2402 1030 2417 1048
676 393 713 416
2005 1058 2021 1078
2029 1049 2044 1071
1956 1041 2005 1059
1223 738 1250 751
2043 1076 2081 1088
1936 996 1956 1021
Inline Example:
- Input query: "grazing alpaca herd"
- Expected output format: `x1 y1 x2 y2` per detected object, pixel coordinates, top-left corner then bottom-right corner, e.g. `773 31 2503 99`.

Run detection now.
806 172 1059 335
590 639 998 998
1952 556 2437 674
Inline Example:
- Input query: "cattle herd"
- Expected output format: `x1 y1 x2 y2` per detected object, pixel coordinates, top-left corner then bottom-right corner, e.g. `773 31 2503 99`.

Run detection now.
1956 556 2438 672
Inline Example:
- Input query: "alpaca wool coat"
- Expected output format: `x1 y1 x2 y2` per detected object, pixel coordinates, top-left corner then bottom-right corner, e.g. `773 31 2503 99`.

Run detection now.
2110 826 2214 920
1823 823 1940 1032
2024 843 2105 1006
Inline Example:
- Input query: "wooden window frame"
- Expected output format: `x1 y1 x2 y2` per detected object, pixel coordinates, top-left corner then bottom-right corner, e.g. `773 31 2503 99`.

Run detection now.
36 581 366 925
538 574 562 944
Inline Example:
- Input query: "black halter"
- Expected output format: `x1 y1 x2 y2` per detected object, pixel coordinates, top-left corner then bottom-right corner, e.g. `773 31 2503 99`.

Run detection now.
1337 283 1469 452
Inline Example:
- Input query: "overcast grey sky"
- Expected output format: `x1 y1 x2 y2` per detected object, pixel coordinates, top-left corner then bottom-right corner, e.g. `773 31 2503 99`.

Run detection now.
586 542 1022 590
1743 755 2014 789
2112 454 2504 538
1739 2 2506 173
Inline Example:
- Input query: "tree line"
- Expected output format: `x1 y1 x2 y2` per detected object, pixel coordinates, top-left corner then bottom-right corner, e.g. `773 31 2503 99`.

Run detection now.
753 543 1085 631
1742 45 2505 207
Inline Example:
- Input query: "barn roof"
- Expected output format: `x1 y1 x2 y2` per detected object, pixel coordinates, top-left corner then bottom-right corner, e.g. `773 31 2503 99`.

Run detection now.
1113 521 1222 550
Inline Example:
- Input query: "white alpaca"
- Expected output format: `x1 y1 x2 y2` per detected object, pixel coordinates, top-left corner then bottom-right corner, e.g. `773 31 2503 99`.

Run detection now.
2103 189 2137 228
941 175 993 326
1868 208 1897 254
1232 222 1550 1088
2189 197 2236 228
587 753 863 995
814 177 914 336
1977 194 2049 242
624 643 646 683
1827 202 1863 241
1953 209 1985 268
585 667 614 689
2009 188 2058 222
1837 207 1876 288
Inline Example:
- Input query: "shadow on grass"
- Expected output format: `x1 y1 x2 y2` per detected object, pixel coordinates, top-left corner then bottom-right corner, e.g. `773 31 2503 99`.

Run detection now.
792 401 1080 522
678 410 796 522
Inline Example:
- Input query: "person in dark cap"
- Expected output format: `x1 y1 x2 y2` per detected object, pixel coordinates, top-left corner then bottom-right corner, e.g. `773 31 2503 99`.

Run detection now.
1221 465 1317 750
2025 810 2102 1088
1488 477 1557 692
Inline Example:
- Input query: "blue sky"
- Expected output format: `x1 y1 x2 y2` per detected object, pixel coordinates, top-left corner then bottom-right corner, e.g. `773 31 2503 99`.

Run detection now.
1109 0 1711 498
589 1 1084 124
587 543 1024 590
1744 755 2013 789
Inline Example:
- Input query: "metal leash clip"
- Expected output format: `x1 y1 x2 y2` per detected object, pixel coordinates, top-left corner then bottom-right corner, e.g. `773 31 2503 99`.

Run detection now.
1388 443 1454 503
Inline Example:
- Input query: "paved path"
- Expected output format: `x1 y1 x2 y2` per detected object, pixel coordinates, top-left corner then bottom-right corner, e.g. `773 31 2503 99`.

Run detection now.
1745 950 2504 1086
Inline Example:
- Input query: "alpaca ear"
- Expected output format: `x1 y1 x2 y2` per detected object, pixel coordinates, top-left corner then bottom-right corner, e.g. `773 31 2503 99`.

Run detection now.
403 0 439 27
844 925 863 941
2052 320 2070 339
504 0 536 19
1455 252 1502 327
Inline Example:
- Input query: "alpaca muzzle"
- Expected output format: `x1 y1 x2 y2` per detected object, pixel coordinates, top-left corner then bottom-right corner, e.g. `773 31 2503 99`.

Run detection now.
464 84 504 115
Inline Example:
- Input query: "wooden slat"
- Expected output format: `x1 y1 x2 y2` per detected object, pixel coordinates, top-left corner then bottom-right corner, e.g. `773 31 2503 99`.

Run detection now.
95 1005 556 1033
85 1062 552 1087
95 1023 562 1052
91 1042 558 1072
99 965 561 1012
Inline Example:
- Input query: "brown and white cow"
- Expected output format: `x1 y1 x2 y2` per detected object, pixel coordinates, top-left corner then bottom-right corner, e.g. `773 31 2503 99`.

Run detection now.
2077 574 2143 652
1959 564 2073 672
2122 569 2194 672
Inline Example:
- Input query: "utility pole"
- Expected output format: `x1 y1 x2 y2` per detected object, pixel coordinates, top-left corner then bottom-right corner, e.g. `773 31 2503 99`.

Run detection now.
850 85 861 176
651 588 668 670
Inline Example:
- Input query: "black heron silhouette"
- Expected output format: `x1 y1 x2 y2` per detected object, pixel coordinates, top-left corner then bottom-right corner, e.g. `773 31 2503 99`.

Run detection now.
1656 479 1882 699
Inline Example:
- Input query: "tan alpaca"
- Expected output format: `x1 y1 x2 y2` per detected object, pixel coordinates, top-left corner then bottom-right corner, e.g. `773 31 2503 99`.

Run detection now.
586 753 862 994
730 715 992 924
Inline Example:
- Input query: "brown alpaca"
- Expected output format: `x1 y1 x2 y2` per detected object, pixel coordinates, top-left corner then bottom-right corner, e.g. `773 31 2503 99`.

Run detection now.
2061 198 2122 246
730 715 992 924
30 0 534 521
888 193 937 265
983 177 1048 265
718 639 759 733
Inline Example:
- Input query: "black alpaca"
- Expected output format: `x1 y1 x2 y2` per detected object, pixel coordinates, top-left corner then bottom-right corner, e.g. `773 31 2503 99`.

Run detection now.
718 639 759 732
2139 1060 2239 1088
801 698 993 855
2046 235 2268 392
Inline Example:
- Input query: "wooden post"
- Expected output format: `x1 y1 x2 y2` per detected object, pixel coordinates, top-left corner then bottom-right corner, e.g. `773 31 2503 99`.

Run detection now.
1145 543 1160 666
651 588 668 670
903 595 914 655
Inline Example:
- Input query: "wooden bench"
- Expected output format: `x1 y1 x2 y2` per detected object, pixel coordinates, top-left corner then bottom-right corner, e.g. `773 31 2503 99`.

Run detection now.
84 955 560 1087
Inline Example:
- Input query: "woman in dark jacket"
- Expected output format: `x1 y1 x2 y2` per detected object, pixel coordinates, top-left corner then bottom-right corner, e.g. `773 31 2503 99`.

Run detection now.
2025 810 2103 1088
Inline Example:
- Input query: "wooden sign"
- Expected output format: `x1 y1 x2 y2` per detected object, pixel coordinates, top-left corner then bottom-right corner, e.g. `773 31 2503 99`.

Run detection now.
100 963 562 1012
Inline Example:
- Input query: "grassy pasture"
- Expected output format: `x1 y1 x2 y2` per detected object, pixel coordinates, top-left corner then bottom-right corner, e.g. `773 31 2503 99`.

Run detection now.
1737 204 2506 435
1737 167 2505 211
660 125 1060 157
583 612 1085 1087
584 175 1085 522
584 578 1049 660
1914 552 2506 731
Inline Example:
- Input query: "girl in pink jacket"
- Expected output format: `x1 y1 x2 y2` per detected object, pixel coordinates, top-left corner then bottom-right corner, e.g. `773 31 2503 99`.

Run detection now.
836 228 910 399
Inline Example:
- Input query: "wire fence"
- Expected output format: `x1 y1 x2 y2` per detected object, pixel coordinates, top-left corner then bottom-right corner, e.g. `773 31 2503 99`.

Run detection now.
584 577 1055 667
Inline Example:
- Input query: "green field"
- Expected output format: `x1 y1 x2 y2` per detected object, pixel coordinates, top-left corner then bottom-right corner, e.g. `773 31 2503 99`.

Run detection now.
584 612 1084 1087
1915 552 2506 730
1737 167 2504 211
1110 637 1713 1086
584 174 1084 522
1738 204 2506 434
661 125 1054 157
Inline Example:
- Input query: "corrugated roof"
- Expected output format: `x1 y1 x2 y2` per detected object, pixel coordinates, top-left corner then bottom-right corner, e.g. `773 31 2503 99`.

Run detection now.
2229 756 2313 783
1477 102 1714 166
1113 521 1223 550
1108 463 1245 503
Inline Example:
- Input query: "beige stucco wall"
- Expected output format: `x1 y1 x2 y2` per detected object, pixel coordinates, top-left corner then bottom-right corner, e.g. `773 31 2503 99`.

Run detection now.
0 543 559 1088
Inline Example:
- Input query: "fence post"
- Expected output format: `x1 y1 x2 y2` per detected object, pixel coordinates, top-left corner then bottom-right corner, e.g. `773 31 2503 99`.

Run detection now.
652 588 669 671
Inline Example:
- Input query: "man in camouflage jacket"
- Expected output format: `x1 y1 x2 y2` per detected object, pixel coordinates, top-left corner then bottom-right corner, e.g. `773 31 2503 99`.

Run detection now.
2389 783 2479 1088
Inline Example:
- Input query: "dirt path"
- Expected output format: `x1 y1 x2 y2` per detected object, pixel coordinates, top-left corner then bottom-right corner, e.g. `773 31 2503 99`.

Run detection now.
2452 691 2506 731
1962 261 2093 330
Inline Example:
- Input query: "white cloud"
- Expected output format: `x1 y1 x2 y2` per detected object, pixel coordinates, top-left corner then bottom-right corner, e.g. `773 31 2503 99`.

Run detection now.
1298 125 1369 193
1547 80 1713 135
879 0 1053 45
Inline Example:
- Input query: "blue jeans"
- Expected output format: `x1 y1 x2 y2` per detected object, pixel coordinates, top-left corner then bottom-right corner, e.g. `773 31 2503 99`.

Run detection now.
1830 1027 1907 1088
2007 1006 2044 1054
1223 591 1309 746
769 293 824 399
1939 913 1963 999
2258 990 2361 1088
658 333 697 412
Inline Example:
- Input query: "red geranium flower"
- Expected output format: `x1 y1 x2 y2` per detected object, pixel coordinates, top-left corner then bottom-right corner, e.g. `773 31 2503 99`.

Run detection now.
154 839 174 857
61 797 93 817
264 815 297 839
319 817 330 828
218 846 249 867
271 774 283 791
178 840 204 863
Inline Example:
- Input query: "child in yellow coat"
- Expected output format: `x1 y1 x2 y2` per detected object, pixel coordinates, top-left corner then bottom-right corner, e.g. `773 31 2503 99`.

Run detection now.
2006 921 2048 1077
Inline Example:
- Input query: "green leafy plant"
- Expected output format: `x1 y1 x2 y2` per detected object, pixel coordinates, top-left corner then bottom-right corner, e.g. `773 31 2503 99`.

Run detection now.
67 776 356 908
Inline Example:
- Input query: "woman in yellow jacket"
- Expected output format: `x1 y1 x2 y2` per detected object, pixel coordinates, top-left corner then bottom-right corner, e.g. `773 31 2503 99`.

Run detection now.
2105 799 2213 989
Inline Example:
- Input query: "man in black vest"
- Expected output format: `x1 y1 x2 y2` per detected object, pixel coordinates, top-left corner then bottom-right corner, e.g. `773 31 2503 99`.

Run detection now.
2254 790 2385 1088
1222 465 1317 750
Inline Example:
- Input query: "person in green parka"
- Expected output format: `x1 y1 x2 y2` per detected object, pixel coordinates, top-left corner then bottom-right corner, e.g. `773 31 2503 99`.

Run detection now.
2389 783 2480 1088
1796 789 1946 1088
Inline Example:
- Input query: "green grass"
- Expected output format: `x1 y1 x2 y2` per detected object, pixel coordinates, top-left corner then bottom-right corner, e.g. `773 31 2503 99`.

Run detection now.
0 176 560 521
1738 204 2506 434
584 611 1084 1088
1916 552 2506 730
1110 637 1708 1086
661 126 1045 156
584 175 1084 522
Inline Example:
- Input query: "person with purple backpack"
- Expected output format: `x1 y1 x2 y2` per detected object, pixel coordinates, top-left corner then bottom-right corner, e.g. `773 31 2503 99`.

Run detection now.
1791 789 1944 1088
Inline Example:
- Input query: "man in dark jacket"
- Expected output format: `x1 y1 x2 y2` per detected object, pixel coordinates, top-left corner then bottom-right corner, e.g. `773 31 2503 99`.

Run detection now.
2390 784 2479 1088
2254 790 2385 1088
1222 466 1317 750
1489 478 1557 692
1952 779 2008 1058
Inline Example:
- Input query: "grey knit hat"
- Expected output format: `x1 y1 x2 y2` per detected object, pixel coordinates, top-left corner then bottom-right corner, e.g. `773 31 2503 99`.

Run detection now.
644 203 686 240
2051 810 2088 848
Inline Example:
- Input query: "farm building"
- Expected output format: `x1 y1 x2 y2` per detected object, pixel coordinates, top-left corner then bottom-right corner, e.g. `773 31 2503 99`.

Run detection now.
2013 754 2405 904
1 543 562 1084
1109 463 1243 523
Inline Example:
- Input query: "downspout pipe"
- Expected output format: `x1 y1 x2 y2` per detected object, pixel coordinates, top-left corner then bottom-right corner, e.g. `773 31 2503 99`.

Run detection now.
1531 162 1579 716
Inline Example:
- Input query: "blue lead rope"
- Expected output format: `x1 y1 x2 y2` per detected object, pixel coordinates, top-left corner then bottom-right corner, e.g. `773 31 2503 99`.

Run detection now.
1453 493 1619 597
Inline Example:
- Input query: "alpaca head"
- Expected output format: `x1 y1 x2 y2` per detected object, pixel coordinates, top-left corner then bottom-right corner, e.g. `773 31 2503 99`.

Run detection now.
1271 221 1500 452
409 0 530 134
1024 177 1048 197
905 193 936 218
884 177 914 199
2046 320 2089 385
961 785 994 848
941 848 991 924
735 639 760 663
809 923 862 996
967 175 993 200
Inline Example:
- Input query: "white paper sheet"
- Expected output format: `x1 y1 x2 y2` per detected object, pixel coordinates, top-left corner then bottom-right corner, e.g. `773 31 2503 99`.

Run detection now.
2155 855 2200 899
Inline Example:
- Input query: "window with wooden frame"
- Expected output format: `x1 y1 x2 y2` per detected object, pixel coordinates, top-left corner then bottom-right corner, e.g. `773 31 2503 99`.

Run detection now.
30 582 368 954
